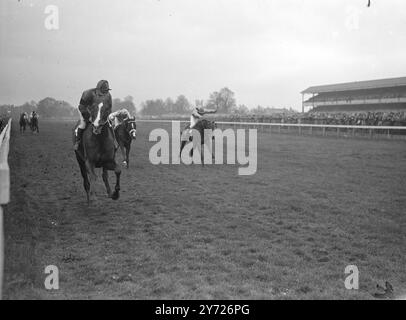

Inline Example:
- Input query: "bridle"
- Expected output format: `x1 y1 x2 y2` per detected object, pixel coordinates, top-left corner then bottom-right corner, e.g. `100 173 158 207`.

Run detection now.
125 118 137 138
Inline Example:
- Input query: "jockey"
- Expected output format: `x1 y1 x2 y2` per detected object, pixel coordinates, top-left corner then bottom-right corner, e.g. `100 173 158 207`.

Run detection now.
108 108 132 128
73 80 112 150
182 106 217 140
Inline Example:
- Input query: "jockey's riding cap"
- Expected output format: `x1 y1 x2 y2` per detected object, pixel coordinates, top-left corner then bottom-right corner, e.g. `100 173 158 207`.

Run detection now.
96 80 112 94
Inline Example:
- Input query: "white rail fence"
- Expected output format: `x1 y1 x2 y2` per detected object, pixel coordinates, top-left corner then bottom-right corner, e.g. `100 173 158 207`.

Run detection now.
0 118 11 300
137 119 406 138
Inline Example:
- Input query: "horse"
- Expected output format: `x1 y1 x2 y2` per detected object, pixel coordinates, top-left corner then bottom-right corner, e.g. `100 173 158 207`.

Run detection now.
114 117 137 168
180 119 217 164
19 113 28 133
73 101 121 205
30 115 39 133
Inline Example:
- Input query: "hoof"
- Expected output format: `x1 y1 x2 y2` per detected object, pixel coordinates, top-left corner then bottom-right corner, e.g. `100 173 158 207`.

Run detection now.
87 194 97 205
111 191 120 200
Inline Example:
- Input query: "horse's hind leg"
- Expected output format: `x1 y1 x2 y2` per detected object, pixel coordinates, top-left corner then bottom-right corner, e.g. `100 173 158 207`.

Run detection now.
102 167 112 198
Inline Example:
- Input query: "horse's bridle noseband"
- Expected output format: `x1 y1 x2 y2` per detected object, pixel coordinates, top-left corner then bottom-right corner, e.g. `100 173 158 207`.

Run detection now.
125 119 137 138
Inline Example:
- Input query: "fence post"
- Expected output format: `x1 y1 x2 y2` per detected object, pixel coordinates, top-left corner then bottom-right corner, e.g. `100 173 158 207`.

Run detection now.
0 205 3 299
0 119 12 300
322 127 326 136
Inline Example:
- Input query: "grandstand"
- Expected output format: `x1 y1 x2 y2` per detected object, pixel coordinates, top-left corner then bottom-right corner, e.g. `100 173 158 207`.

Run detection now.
301 76 406 113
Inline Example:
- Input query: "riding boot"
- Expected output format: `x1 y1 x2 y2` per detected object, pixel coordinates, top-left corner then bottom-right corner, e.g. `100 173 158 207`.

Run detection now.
73 128 84 151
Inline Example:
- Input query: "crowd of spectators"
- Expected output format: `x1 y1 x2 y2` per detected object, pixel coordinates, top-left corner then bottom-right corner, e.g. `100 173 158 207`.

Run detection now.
216 111 406 126
303 111 406 126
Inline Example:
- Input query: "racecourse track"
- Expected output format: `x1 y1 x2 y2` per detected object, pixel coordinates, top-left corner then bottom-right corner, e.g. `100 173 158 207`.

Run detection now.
3 120 406 299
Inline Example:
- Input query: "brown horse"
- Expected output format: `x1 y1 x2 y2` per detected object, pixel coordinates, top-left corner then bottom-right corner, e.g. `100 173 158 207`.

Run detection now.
30 114 39 133
114 117 137 168
19 113 28 133
74 101 121 204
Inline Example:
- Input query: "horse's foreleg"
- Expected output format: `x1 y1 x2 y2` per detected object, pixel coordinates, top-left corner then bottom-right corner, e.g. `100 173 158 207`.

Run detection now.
103 161 121 200
119 145 127 167
112 163 121 200
201 143 204 166
82 167 90 203
180 138 187 156
125 144 130 168
102 167 112 198
76 153 90 204
85 160 97 204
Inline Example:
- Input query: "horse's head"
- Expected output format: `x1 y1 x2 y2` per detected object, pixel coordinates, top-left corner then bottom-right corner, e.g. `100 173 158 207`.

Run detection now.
89 102 110 135
124 117 137 139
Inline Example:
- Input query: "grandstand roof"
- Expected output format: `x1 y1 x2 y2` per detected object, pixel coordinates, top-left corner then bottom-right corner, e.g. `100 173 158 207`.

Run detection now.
301 76 406 94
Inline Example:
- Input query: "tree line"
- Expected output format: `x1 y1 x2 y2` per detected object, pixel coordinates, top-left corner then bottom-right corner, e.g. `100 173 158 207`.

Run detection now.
140 87 294 116
0 96 137 119
140 87 238 115
0 88 294 119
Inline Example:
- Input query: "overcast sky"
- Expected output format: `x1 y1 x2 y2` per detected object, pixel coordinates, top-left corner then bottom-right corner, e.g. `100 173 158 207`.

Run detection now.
1 0 405 110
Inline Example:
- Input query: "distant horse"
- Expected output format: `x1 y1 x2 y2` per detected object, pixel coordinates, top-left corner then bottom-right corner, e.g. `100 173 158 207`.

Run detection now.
180 119 217 164
74 101 121 204
19 113 28 133
114 117 137 168
30 115 39 133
